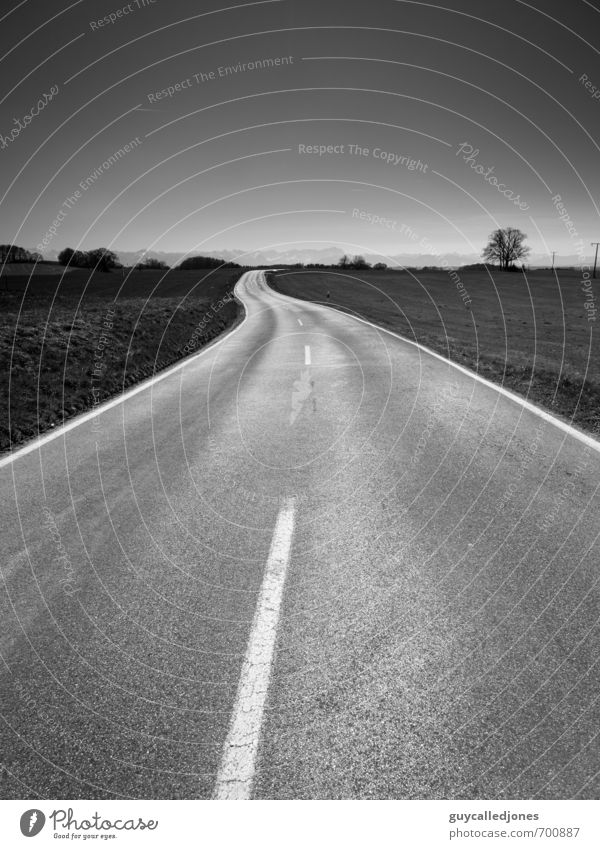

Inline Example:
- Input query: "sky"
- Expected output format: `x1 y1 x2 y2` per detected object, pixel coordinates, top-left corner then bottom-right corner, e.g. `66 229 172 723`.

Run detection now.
1 0 599 264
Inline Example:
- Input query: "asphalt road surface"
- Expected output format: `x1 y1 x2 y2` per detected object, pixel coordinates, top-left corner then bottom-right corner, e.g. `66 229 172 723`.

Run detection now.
1 269 599 800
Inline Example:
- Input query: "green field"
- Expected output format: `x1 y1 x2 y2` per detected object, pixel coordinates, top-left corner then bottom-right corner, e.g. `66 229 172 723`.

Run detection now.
269 267 599 436
0 267 243 451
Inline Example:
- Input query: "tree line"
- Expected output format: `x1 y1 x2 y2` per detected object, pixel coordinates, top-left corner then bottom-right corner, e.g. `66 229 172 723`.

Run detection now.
57 249 240 271
2 228 530 273
58 247 121 271
1 244 43 263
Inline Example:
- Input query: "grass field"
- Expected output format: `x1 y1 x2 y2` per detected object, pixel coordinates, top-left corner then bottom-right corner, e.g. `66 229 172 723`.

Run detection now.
0 261 72 276
269 267 600 437
0 266 243 451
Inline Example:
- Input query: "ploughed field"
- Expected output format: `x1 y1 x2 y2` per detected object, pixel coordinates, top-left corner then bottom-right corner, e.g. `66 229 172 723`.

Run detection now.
269 267 599 437
0 267 243 451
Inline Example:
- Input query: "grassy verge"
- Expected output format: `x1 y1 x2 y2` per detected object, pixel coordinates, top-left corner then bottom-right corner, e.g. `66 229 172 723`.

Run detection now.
268 268 600 437
0 266 244 451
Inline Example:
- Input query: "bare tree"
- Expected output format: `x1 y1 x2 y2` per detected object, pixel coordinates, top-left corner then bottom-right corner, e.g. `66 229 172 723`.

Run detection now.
482 227 530 270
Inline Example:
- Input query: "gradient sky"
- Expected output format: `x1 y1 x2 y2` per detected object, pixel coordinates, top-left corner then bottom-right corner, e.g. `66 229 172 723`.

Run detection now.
1 0 599 262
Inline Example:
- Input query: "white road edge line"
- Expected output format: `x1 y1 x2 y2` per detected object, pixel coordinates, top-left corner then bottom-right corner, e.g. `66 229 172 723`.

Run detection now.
0 272 253 471
304 344 311 365
268 275 600 455
214 498 296 800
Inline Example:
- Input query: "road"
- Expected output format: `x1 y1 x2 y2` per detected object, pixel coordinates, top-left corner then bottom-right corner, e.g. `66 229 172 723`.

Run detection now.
1 269 599 800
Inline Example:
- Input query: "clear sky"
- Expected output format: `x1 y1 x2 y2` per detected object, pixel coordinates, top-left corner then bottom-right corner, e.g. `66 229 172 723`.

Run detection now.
1 0 599 263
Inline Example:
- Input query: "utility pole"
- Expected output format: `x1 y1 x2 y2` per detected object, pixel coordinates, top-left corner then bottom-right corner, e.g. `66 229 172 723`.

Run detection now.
551 251 556 270
592 242 600 279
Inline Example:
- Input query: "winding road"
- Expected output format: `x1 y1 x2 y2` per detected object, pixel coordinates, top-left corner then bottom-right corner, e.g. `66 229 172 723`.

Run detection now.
1 269 599 800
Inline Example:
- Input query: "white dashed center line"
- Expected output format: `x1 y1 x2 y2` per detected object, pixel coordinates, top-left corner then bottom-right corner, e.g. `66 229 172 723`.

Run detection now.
297 318 303 326
214 499 296 800
304 345 311 365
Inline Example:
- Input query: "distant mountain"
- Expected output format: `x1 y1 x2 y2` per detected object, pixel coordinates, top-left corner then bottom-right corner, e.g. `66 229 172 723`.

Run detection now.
109 247 483 267
216 247 348 266
111 247 348 267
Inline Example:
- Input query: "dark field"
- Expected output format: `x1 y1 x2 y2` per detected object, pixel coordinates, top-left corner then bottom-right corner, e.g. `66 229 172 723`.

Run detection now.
269 268 600 437
0 267 243 451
